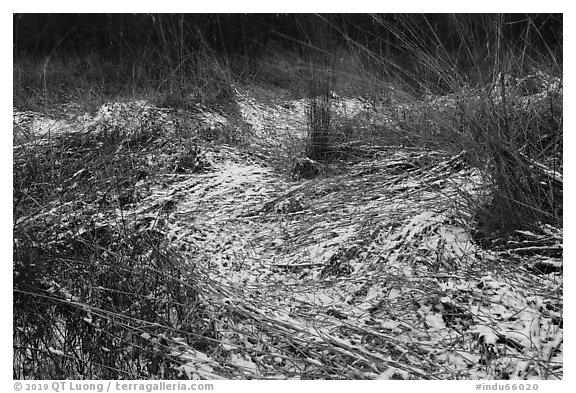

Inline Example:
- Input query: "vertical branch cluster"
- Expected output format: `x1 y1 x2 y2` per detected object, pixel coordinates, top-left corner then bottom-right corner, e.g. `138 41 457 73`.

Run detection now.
307 75 332 160
305 15 334 160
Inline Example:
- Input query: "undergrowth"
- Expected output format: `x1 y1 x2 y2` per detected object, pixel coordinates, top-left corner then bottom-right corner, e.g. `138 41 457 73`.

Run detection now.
349 15 562 240
13 14 562 379
13 106 217 379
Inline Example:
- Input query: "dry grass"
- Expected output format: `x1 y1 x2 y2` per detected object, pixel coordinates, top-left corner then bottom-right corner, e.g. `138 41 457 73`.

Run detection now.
13 14 561 380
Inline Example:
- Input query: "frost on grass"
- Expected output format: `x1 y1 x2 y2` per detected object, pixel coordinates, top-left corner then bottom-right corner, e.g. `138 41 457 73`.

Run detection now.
13 79 562 379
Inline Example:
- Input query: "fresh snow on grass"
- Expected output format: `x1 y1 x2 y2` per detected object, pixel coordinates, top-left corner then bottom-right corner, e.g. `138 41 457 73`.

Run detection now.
13 81 562 379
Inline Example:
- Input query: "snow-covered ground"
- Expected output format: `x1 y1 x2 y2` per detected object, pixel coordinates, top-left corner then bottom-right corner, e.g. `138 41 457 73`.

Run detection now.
13 81 562 379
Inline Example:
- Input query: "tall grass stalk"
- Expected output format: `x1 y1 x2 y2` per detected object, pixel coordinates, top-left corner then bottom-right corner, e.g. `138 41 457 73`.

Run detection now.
363 14 562 237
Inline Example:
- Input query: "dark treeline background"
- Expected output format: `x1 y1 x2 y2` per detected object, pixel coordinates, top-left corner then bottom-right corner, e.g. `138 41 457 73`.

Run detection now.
14 13 562 61
13 13 563 110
